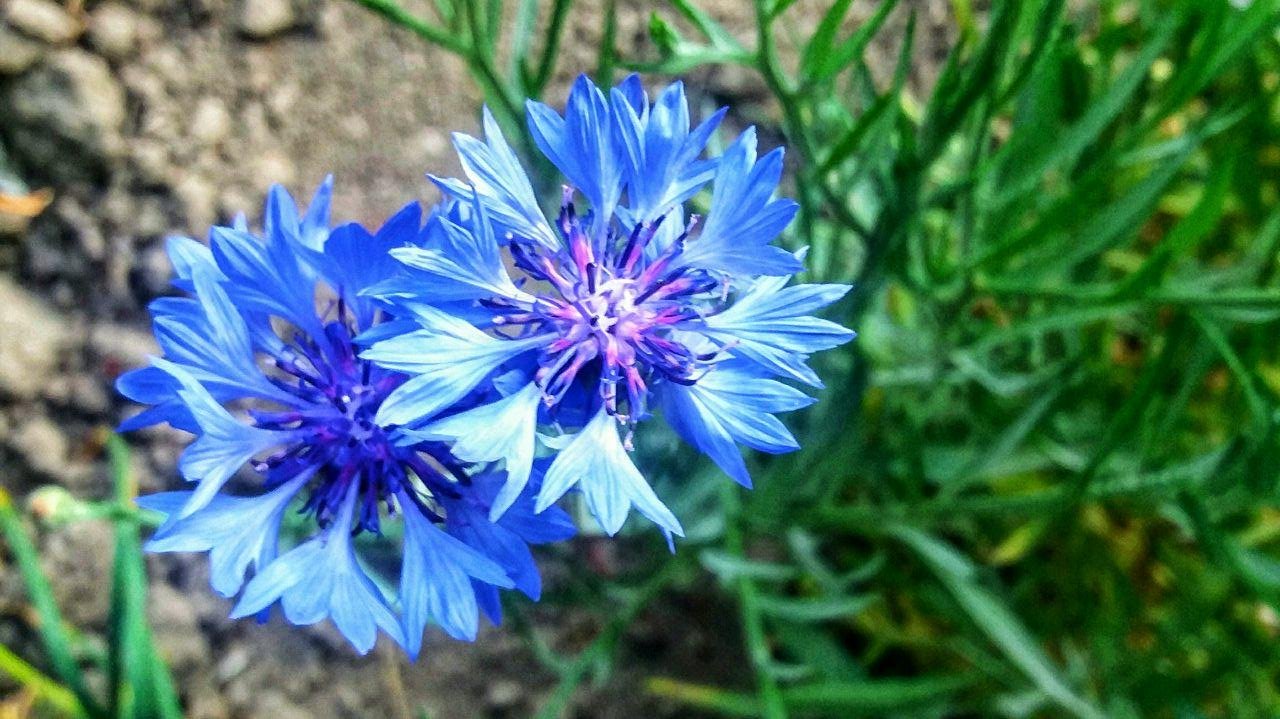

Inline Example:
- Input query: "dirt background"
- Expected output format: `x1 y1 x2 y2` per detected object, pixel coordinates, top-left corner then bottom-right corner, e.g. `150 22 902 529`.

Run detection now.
0 1 952 716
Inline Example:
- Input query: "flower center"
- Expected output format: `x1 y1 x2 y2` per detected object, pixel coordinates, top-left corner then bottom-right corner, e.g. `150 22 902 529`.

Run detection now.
494 194 730 421
248 303 454 535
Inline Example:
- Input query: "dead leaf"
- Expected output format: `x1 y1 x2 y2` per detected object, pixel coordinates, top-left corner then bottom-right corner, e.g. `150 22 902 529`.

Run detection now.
0 190 53 219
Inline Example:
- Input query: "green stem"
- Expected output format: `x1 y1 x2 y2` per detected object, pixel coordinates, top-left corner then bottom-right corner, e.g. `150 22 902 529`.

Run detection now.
461 2 524 132
0 641 88 718
0 488 100 717
533 560 683 719
348 0 468 54
532 0 574 95
721 483 787 719
750 0 869 248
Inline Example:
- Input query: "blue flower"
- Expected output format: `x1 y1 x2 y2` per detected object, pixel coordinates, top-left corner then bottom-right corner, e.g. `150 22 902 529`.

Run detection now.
365 76 854 540
117 179 575 658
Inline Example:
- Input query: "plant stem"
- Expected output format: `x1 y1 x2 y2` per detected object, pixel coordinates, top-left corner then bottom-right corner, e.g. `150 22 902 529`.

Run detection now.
348 0 467 54
721 482 787 719
0 488 99 717
533 559 683 719
0 642 87 718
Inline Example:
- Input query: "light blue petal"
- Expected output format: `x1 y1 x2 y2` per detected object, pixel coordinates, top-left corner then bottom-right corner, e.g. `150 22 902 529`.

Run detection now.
679 128 803 276
147 272 298 405
659 364 813 487
262 184 301 244
698 277 855 386
141 469 311 596
299 175 334 250
151 358 300 518
400 498 512 656
231 487 405 655
165 235 219 292
407 382 542 521
388 198 532 305
611 78 725 221
538 407 683 537
660 383 751 487
364 307 552 425
436 106 557 248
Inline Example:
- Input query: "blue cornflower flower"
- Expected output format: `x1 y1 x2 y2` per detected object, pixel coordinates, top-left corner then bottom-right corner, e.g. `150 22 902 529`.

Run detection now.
363 76 855 540
117 179 575 658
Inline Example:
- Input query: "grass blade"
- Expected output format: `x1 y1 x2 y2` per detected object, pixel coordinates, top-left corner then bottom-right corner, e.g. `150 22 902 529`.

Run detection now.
105 436 182 719
891 526 1104 719
0 488 98 717
648 674 978 717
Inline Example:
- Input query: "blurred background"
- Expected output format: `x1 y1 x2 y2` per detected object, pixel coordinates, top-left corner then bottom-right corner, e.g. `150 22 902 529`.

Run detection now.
2 0 1280 717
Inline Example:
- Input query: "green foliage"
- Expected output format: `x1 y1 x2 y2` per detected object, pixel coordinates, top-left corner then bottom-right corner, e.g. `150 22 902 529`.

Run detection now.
0 437 179 718
350 0 1280 715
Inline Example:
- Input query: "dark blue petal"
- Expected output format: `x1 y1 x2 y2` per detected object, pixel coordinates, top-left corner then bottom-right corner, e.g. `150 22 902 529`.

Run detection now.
528 75 622 226
210 226 322 337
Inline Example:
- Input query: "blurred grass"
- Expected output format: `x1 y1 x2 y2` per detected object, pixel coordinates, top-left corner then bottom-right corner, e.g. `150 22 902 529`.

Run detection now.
3 0 1280 717
0 436 178 718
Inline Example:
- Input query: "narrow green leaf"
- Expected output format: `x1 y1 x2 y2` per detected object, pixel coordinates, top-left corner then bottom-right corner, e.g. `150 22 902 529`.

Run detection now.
1183 494 1280 599
756 594 877 623
0 641 88 718
988 14 1177 208
700 549 799 583
1191 311 1269 432
782 675 978 713
596 0 618 85
106 436 182 719
532 0 573 94
810 0 900 84
649 674 978 717
819 8 912 172
0 488 98 717
937 379 1067 497
982 126 1198 272
507 0 540 85
647 677 761 717
891 526 1104 719
919 1 1021 159
1151 1 1276 125
798 0 853 80
669 0 741 51
1116 150 1234 296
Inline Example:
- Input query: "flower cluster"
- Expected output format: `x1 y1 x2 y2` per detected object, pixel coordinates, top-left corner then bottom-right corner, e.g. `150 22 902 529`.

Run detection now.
118 182 574 658
118 75 853 657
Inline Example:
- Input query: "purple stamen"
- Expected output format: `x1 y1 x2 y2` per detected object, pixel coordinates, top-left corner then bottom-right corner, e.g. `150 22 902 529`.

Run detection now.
487 193 733 423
